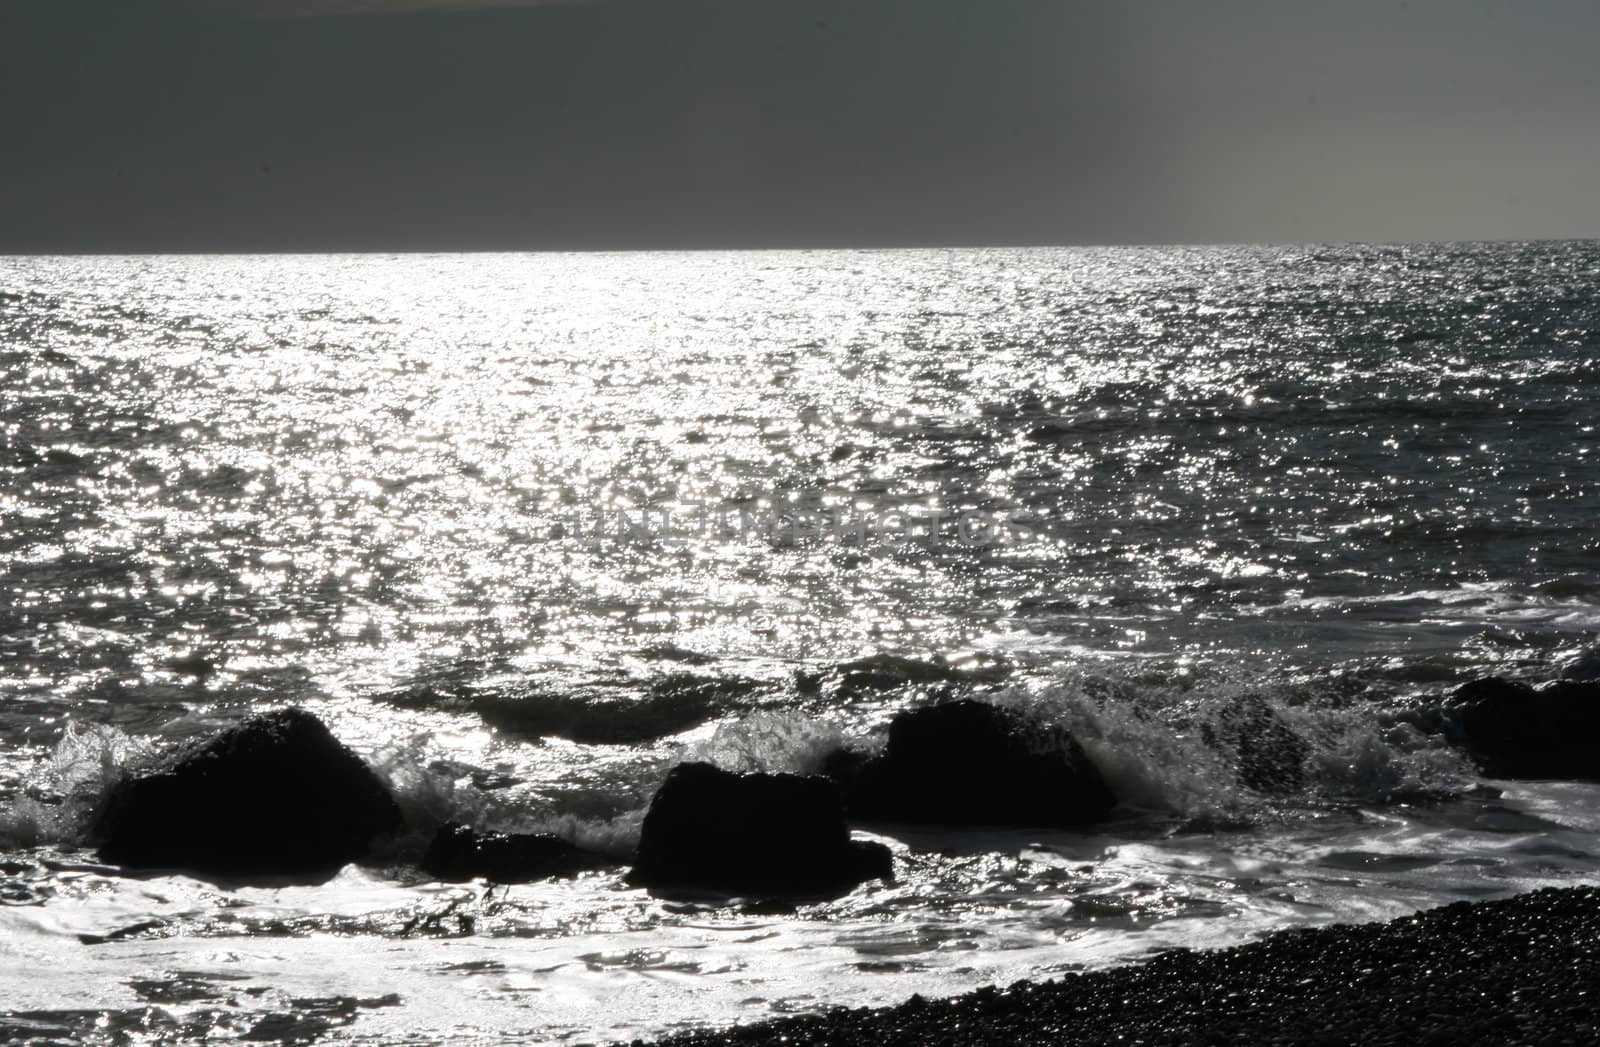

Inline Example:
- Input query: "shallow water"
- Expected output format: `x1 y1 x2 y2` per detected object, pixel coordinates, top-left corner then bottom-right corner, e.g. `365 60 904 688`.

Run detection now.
1 243 1598 1043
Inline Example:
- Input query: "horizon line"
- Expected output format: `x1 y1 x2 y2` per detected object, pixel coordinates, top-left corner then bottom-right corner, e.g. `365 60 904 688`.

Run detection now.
3 236 1598 259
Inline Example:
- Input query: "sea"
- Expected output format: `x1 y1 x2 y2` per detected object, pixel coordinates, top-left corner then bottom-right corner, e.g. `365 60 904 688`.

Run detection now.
1 242 1598 1045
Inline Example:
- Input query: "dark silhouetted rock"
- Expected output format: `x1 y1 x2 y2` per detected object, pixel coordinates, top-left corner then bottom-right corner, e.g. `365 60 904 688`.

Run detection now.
93 708 403 882
1204 696 1310 793
421 824 613 883
629 762 893 898
846 700 1117 827
820 744 873 787
1453 676 1600 780
387 672 761 745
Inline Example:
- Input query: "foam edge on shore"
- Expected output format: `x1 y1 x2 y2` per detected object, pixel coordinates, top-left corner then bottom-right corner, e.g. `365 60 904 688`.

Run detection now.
631 884 1600 1046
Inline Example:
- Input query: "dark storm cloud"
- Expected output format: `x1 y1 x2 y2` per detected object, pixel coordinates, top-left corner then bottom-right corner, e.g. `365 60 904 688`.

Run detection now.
0 0 1596 250
221 0 578 16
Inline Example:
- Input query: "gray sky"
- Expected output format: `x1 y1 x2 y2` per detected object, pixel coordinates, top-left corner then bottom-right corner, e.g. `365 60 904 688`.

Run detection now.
2 0 1597 250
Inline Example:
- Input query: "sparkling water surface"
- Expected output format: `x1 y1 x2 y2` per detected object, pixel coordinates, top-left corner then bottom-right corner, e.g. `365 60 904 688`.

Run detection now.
1 243 1598 1044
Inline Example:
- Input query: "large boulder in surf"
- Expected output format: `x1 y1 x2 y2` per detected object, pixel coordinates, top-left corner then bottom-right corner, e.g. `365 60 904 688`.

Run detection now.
92 708 403 882
845 700 1117 827
422 824 614 883
1451 677 1600 780
1204 696 1311 794
628 762 893 898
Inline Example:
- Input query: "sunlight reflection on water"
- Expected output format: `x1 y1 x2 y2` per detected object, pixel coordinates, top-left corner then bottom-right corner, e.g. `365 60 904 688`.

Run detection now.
2 244 1599 1042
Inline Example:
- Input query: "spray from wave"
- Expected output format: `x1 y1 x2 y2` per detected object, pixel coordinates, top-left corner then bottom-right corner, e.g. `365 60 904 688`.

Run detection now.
0 722 156 847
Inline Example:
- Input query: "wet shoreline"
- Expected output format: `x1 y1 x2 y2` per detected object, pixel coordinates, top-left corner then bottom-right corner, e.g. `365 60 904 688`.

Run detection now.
634 885 1600 1046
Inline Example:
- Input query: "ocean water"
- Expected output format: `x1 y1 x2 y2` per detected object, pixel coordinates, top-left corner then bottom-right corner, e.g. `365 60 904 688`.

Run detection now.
1 242 1598 1044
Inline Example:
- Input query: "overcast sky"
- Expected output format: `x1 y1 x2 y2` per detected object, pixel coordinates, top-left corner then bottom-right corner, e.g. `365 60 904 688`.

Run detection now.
2 0 1597 250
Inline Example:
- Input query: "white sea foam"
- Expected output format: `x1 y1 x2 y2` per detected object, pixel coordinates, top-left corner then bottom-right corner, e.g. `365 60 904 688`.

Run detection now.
989 669 1476 819
686 710 851 776
0 722 156 848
